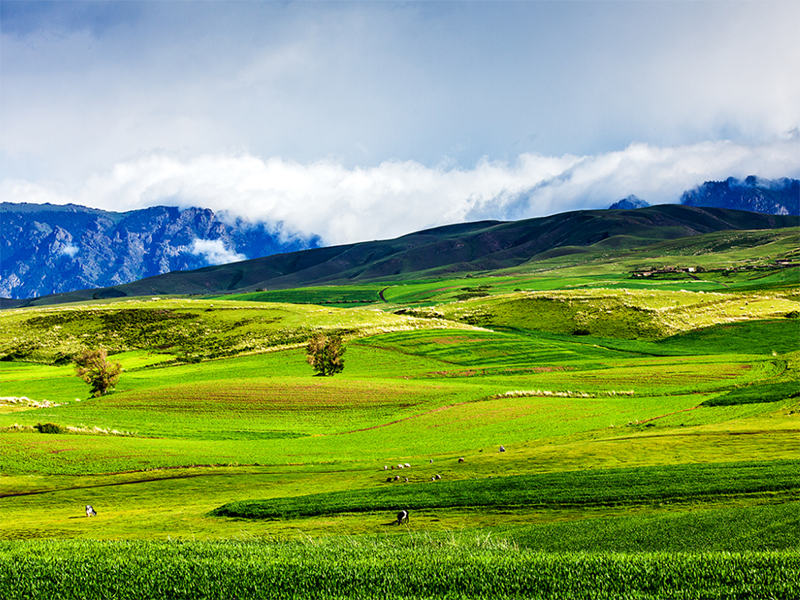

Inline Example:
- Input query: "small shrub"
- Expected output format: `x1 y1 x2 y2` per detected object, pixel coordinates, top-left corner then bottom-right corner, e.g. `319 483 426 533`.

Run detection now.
52 352 74 366
34 423 65 434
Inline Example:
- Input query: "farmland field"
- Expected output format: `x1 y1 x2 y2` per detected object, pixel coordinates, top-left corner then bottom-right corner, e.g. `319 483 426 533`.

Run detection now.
1 240 799 598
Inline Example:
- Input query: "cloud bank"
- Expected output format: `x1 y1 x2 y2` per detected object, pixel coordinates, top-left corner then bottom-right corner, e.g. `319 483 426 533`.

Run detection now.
2 1 798 187
4 135 799 246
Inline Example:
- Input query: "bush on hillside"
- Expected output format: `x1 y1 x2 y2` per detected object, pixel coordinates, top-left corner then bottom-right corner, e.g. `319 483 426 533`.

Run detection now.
34 423 65 434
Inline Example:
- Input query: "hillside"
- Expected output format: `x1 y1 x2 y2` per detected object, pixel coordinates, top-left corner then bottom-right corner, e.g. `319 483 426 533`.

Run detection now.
8 205 797 308
0 203 318 299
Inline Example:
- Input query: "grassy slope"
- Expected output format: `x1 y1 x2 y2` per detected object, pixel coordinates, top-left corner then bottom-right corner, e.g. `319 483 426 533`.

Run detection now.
2 309 798 541
1 228 799 600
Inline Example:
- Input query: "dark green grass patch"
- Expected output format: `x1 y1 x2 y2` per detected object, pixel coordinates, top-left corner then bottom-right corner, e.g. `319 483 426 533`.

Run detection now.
703 380 800 406
656 319 800 356
503 501 800 552
213 460 798 520
224 286 384 305
1 540 797 600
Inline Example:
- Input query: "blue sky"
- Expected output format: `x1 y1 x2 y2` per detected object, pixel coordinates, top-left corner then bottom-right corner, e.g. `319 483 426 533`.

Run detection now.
2 1 799 244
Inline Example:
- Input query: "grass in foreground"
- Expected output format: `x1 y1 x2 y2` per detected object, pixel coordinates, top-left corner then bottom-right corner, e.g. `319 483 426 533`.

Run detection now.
1 539 797 600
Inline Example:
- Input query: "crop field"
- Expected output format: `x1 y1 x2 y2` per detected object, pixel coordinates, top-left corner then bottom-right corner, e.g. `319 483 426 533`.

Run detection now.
1 242 799 598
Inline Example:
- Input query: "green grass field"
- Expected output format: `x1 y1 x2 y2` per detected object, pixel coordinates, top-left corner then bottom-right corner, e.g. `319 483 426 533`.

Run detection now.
1 237 799 598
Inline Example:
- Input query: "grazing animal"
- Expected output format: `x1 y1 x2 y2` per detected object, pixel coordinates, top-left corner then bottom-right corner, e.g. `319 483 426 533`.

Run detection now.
499 445 506 452
429 459 433 464
384 466 388 470
396 510 409 525
404 463 411 468
435 474 441 480
394 475 400 481
85 505 97 517
387 477 393 483
404 477 409 483
431 476 436 481
458 457 465 463
397 464 404 469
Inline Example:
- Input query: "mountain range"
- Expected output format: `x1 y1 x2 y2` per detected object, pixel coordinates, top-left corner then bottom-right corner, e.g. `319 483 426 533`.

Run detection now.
680 176 799 215
0 203 318 300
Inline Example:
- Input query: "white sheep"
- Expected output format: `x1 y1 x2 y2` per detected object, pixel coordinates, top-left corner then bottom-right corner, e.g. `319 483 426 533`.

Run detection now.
85 505 97 517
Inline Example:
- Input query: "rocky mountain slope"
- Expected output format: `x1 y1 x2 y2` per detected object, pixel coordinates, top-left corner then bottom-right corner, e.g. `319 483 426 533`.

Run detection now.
680 176 799 215
0 203 317 299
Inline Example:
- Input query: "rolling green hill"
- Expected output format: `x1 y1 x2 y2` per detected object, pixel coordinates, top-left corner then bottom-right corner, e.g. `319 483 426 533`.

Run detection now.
7 205 796 308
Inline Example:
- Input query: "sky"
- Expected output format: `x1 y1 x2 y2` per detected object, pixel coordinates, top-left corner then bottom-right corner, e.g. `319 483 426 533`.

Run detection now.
2 0 799 246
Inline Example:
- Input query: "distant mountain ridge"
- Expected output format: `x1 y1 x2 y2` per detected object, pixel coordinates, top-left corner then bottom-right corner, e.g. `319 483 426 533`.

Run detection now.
0 203 318 299
9 205 796 308
680 176 799 215
609 195 651 210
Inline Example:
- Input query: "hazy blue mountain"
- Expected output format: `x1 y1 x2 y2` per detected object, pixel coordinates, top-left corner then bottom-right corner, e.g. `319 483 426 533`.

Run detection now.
0 203 318 299
680 176 799 215
608 195 651 210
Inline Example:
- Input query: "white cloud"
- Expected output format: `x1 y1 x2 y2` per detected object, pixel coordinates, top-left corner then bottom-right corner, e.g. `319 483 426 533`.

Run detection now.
4 136 799 246
61 244 79 258
190 239 247 266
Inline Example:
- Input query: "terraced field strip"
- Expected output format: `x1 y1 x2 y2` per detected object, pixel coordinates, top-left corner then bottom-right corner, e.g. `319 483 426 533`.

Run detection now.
214 460 799 520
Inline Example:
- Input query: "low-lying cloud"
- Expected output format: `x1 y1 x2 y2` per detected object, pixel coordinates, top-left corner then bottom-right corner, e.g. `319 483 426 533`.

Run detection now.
190 239 247 266
60 243 80 258
4 135 799 246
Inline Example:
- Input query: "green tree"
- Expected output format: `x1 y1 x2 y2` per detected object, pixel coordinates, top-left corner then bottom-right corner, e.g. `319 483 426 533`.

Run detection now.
306 333 346 376
74 348 122 397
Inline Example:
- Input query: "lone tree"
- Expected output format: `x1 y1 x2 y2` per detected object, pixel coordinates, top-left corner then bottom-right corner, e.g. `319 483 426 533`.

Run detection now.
74 348 122 397
306 333 346 376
